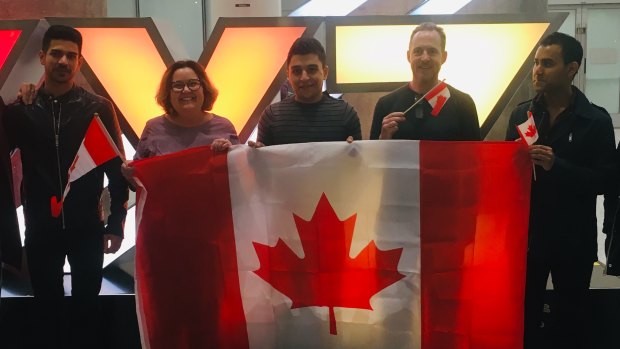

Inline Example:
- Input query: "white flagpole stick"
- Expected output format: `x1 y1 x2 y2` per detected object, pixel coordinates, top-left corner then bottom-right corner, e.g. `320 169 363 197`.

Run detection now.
532 162 537 181
403 79 446 114
402 97 424 115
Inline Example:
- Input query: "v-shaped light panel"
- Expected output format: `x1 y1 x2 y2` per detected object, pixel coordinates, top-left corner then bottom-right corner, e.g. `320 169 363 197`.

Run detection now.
326 14 569 135
0 30 21 71
0 20 38 92
205 26 307 139
76 27 169 143
332 22 550 128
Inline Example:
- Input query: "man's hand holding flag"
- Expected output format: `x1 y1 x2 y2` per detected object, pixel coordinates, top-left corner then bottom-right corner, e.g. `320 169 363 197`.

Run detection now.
516 111 540 180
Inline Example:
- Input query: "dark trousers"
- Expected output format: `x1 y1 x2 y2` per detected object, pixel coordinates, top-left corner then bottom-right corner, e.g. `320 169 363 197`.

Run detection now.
523 249 593 349
25 221 104 349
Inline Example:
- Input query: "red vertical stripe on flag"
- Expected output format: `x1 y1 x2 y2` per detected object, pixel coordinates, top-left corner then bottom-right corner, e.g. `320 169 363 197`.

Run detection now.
424 81 448 101
420 141 531 348
133 146 249 349
430 95 447 116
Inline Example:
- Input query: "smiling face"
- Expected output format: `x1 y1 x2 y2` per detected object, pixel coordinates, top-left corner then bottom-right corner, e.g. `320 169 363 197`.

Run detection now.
287 53 328 104
169 67 204 116
39 39 82 85
407 30 447 87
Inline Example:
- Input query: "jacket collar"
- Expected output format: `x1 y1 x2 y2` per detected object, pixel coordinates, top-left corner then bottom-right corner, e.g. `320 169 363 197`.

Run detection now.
531 86 595 120
37 84 80 104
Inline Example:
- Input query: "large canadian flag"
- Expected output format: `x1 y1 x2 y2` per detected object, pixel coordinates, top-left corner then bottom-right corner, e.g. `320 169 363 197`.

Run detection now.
132 141 531 349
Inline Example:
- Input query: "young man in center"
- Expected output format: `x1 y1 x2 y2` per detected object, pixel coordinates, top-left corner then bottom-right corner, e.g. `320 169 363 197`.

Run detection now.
252 37 361 146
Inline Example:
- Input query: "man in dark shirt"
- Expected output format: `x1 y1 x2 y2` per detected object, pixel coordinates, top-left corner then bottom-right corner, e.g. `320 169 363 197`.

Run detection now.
506 32 616 349
252 37 361 146
370 22 480 141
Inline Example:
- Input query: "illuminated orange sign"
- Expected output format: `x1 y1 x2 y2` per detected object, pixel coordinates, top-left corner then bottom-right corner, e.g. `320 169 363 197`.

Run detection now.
43 18 175 144
77 27 168 142
1 15 566 142
200 17 322 141
326 14 567 135
207 27 307 138
333 23 550 127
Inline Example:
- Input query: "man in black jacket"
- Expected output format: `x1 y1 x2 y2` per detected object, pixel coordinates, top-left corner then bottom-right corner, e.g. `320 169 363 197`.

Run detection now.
506 32 617 349
2 25 128 349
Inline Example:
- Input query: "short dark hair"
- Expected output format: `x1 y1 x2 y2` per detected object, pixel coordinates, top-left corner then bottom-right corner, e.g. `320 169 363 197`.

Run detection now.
286 37 326 67
540 31 583 68
410 22 446 51
156 60 218 116
42 25 83 54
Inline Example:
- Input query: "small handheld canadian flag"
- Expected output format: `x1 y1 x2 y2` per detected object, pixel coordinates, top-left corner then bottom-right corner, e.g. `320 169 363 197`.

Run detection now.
516 111 539 180
403 79 450 116
516 111 539 145
51 114 122 218
424 80 450 116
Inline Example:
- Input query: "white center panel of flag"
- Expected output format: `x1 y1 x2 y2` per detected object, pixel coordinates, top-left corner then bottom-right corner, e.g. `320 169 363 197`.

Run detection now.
227 141 422 348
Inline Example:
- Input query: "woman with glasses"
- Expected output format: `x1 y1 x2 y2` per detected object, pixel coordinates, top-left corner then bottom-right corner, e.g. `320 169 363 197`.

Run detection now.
122 60 237 183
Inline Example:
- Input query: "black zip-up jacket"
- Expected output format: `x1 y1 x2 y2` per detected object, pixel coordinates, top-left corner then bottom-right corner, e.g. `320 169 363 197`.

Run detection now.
3 85 128 236
506 86 617 262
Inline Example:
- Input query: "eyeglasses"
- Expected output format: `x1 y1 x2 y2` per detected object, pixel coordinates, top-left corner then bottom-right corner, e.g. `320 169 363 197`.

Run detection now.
171 79 202 92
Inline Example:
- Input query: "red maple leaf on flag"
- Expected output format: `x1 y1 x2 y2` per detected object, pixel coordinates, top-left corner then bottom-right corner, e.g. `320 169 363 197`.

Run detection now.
525 124 537 138
252 193 405 335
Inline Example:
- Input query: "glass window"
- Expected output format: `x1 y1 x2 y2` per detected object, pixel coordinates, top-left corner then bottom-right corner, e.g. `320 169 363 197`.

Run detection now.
107 0 137 17
138 0 203 60
555 9 576 37
586 8 620 114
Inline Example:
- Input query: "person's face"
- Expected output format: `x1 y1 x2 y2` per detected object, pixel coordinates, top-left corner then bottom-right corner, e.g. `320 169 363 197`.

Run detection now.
287 53 328 104
407 30 447 85
169 67 204 115
532 44 578 94
39 39 82 84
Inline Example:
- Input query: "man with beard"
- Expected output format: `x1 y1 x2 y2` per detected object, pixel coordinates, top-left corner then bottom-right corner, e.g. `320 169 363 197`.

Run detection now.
506 32 616 349
370 22 480 141
2 25 128 349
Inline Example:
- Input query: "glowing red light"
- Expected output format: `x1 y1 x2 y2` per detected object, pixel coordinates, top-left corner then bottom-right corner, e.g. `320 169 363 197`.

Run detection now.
0 30 21 71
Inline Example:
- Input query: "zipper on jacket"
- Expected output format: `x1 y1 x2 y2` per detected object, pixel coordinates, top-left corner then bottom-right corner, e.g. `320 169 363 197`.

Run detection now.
51 98 66 229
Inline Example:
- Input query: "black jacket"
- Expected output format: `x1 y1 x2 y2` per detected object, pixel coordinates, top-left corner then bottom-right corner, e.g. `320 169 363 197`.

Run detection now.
0 97 22 269
3 86 128 236
506 87 617 262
